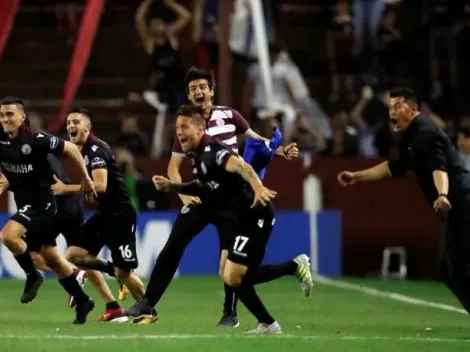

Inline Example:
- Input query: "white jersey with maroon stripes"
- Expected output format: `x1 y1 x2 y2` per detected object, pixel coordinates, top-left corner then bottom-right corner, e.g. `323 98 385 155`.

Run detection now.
172 105 250 157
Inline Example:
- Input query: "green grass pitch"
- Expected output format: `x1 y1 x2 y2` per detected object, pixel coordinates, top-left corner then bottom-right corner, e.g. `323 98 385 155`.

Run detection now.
0 276 468 352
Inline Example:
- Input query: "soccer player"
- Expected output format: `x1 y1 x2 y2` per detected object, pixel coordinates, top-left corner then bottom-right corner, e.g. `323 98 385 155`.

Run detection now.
0 97 95 324
50 108 146 321
337 87 470 315
167 67 299 327
128 105 312 333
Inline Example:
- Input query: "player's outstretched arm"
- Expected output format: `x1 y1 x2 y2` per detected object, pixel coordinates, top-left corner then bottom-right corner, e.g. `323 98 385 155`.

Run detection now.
245 129 299 160
152 175 209 197
167 154 201 205
338 161 392 187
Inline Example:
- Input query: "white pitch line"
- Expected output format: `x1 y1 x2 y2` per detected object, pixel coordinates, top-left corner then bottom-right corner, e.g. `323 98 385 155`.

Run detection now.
0 334 467 343
315 276 466 314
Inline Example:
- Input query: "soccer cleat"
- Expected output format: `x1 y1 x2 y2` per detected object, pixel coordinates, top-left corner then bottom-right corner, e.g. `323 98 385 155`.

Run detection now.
118 280 129 301
132 312 158 325
216 311 240 328
293 254 314 297
68 269 88 308
245 321 282 334
21 270 44 304
125 298 156 319
96 307 129 323
73 297 95 324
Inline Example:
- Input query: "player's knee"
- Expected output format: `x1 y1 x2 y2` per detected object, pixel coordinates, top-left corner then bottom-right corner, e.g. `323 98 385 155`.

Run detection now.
223 271 243 288
65 247 87 265
43 253 63 270
114 267 131 282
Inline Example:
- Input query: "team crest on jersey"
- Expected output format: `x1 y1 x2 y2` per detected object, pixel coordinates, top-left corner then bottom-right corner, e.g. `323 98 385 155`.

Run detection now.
181 205 190 214
21 144 31 155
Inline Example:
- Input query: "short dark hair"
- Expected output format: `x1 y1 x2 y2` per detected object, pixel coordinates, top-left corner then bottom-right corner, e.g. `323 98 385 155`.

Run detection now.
176 104 205 125
68 107 92 121
184 67 216 93
0 96 24 109
389 87 421 109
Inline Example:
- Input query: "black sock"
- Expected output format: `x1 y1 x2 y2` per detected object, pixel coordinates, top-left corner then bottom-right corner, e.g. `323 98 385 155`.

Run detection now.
245 261 297 285
106 301 120 310
223 283 238 315
14 251 37 275
75 258 115 277
236 282 274 325
59 274 89 304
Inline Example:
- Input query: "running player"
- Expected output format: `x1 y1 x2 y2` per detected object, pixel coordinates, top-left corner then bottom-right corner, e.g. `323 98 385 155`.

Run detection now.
128 105 312 333
167 67 299 327
0 96 95 324
50 108 146 321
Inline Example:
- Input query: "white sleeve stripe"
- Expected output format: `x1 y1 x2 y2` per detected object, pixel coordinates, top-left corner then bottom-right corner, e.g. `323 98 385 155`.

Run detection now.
172 152 188 158
244 128 253 135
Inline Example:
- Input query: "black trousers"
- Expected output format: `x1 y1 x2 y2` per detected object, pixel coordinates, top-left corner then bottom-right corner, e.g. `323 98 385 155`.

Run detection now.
438 194 470 314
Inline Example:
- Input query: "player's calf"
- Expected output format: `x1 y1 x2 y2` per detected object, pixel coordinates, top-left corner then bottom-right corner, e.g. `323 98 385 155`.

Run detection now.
114 268 145 301
1 221 43 303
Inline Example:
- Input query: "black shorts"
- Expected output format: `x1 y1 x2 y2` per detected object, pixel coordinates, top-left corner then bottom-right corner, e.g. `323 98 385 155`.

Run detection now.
14 201 57 252
78 206 138 270
175 203 237 252
54 208 84 247
213 209 237 251
227 203 275 267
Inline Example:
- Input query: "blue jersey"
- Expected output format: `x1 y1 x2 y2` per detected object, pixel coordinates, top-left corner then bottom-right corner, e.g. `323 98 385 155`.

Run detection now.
242 127 283 180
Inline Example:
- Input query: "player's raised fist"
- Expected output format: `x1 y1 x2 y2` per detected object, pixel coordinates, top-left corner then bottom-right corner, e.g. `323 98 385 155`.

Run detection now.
337 171 357 187
152 175 171 192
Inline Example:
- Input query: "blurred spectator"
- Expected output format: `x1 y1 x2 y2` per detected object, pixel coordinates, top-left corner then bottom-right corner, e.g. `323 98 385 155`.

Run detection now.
277 51 332 140
230 0 276 60
457 127 470 171
327 0 356 102
376 8 403 85
243 44 297 141
194 16 219 83
291 115 321 152
114 147 144 210
54 1 81 40
27 112 43 133
116 116 149 156
353 0 387 52
422 0 459 99
135 0 191 113
458 1 470 94
323 111 359 156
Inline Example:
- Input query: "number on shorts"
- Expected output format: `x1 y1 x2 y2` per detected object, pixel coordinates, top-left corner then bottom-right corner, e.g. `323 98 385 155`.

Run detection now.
233 235 249 252
18 205 31 213
119 244 133 259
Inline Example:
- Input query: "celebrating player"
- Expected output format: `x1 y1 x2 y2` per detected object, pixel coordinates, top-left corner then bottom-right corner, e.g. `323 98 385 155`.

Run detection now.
0 97 95 324
126 105 312 332
50 108 147 321
165 67 299 327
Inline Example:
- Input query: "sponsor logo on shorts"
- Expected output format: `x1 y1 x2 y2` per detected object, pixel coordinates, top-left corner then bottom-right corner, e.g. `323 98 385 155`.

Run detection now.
181 205 190 214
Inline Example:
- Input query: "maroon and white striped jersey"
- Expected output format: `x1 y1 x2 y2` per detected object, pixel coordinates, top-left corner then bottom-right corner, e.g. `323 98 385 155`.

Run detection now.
172 105 250 157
